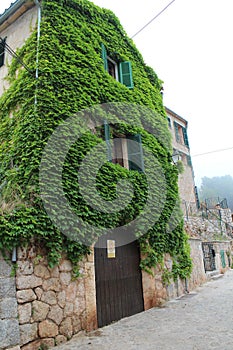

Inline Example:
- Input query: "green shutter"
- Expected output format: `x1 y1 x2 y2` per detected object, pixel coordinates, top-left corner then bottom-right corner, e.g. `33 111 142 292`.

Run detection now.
0 37 6 67
101 43 108 71
186 155 192 167
127 134 144 172
173 121 180 142
104 120 111 161
182 126 189 148
220 250 226 268
119 61 133 88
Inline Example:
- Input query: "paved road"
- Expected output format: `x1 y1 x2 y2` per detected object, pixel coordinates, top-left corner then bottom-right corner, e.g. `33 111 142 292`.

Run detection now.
54 270 233 350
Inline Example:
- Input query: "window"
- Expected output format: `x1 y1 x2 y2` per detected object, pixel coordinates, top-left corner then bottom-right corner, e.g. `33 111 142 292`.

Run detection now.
101 43 134 89
103 122 144 172
186 155 192 167
167 117 171 128
0 37 6 68
173 121 189 148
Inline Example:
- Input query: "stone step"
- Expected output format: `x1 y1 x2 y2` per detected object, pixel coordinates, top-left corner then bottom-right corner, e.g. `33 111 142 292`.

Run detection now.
211 274 224 280
206 270 220 279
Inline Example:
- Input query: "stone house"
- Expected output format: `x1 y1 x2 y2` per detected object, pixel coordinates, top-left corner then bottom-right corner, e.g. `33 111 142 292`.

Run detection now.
165 108 232 279
166 106 198 216
0 1 229 350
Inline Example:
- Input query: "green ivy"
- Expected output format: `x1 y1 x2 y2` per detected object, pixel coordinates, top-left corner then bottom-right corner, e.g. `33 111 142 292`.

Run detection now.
0 0 192 279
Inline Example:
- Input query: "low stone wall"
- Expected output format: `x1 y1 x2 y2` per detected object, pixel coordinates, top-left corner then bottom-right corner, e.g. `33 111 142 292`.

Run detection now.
0 252 20 350
142 238 208 308
15 245 97 350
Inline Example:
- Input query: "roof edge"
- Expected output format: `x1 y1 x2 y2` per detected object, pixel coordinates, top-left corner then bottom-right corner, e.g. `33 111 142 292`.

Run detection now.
0 0 35 31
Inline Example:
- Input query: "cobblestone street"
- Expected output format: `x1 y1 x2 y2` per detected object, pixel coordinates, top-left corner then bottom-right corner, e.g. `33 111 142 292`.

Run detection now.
53 270 233 350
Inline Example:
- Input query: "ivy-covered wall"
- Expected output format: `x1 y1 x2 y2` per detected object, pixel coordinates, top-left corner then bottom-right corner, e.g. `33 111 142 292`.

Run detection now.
0 0 192 279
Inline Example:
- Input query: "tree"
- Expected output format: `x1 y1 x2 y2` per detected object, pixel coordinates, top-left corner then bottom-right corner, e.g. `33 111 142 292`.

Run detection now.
199 175 233 210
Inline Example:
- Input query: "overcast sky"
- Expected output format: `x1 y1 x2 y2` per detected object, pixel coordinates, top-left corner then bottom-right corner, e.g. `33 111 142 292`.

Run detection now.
1 0 233 186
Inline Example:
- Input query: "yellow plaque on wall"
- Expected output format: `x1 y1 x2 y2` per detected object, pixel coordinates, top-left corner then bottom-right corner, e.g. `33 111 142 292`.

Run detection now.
107 240 116 258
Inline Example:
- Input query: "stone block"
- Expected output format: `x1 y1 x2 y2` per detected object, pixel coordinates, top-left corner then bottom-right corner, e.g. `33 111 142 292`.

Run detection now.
55 335 67 345
21 340 41 350
60 272 71 286
0 259 13 277
49 266 59 278
66 282 77 301
6 346 21 350
34 287 43 300
64 302 73 317
16 275 42 290
0 298 18 319
59 259 73 272
38 320 59 338
48 304 63 325
58 291 66 308
59 317 73 338
17 289 36 304
41 290 57 305
18 303 32 324
17 261 33 276
40 338 55 348
0 277 16 298
34 265 50 279
32 301 49 322
42 278 61 292
0 319 20 349
20 323 38 346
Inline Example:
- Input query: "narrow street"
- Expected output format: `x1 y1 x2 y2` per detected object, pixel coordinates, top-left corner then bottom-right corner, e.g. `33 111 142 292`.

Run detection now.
54 270 233 350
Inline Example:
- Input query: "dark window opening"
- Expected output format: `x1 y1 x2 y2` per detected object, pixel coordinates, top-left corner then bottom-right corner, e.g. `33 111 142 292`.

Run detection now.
0 37 6 68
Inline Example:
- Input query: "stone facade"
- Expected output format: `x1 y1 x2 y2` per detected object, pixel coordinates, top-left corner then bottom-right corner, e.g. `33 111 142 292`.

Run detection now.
185 208 232 240
14 245 97 350
165 107 197 214
0 235 231 349
0 252 20 350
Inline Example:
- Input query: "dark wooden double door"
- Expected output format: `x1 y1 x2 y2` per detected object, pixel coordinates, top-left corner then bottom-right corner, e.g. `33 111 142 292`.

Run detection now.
94 231 144 327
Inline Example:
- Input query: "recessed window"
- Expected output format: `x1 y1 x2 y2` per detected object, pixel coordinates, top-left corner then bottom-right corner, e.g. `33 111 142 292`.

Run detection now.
167 117 171 128
101 43 134 89
103 122 144 172
173 121 189 148
0 37 6 68
107 57 119 80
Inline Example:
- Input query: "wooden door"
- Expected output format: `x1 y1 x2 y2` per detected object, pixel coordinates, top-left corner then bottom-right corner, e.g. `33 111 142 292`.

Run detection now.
94 231 144 327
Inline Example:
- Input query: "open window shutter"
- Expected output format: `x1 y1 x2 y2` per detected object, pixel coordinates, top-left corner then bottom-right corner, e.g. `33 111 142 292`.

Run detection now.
104 120 111 161
0 37 6 67
119 61 133 89
101 43 108 71
127 134 144 172
182 126 189 148
173 121 180 142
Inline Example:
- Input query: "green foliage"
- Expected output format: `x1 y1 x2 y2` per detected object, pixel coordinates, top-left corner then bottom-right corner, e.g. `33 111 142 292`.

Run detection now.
0 0 191 279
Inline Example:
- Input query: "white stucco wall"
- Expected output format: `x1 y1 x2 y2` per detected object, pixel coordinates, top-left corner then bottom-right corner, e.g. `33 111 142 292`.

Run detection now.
0 6 37 96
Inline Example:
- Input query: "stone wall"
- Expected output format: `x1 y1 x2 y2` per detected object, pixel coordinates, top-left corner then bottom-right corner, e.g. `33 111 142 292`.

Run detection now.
0 237 231 349
185 210 232 241
142 238 208 308
15 245 97 350
0 252 20 350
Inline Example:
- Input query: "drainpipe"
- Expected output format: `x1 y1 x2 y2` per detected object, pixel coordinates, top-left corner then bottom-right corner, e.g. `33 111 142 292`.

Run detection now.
12 247 17 262
34 0 41 106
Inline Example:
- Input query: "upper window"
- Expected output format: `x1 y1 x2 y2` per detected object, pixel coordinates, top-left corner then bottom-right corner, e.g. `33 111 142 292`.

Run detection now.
101 43 134 89
173 121 189 148
103 122 144 172
0 37 6 68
